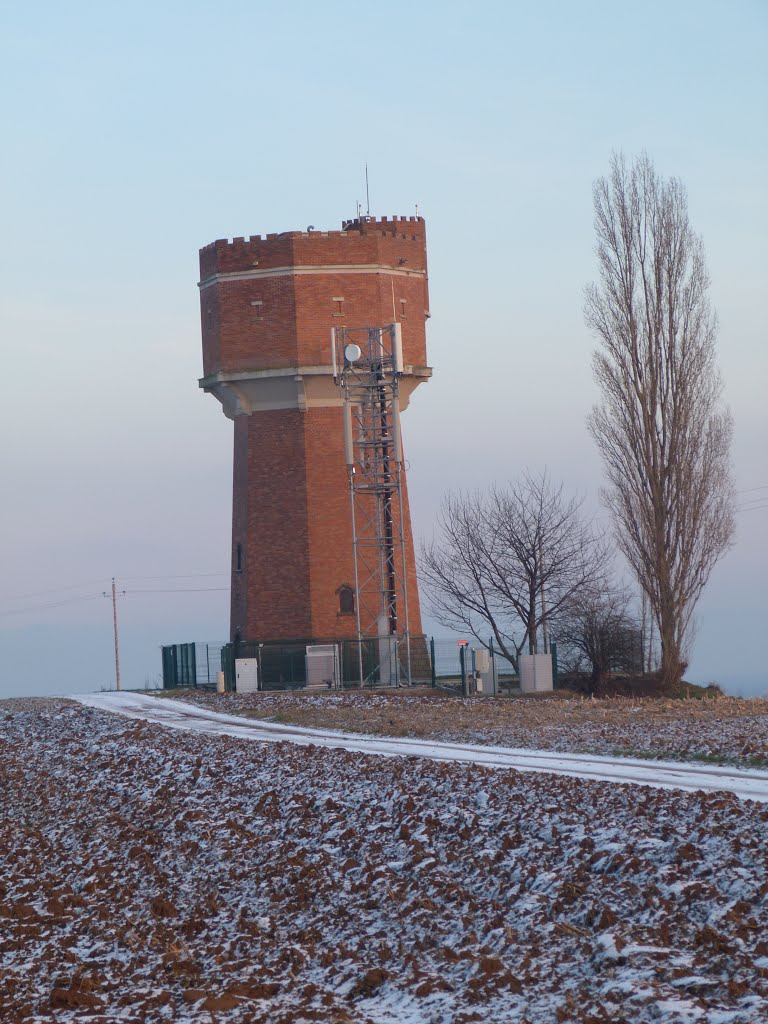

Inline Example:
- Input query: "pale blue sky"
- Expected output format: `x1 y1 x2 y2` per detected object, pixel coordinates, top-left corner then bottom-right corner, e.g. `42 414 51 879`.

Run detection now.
1 0 766 696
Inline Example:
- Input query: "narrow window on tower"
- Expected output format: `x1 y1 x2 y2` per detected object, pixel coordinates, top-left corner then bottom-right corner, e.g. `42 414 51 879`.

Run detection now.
236 543 243 573
338 585 355 615
250 299 263 321
332 297 345 317
400 299 407 319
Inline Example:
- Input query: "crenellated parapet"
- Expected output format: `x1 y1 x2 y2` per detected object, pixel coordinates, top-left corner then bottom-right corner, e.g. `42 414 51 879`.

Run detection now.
199 216 428 282
198 216 431 404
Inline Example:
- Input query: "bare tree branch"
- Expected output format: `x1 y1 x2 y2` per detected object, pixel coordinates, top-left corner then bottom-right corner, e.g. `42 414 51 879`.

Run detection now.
419 472 609 667
585 153 735 684
554 583 641 693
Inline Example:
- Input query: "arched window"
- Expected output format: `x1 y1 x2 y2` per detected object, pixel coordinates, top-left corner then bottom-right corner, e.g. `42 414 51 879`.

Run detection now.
338 585 355 615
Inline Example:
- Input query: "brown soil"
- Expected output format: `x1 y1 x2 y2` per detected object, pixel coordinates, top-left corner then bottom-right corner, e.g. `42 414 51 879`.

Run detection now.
1 701 766 1022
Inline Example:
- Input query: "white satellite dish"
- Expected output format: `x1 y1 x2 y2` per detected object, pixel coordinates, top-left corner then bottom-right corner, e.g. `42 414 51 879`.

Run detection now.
344 343 362 363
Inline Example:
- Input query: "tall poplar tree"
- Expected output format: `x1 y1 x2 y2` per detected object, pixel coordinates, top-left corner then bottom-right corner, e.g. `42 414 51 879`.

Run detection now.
586 153 735 684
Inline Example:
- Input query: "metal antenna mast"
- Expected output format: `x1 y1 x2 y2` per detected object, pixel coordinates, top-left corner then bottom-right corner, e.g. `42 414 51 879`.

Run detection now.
332 324 411 687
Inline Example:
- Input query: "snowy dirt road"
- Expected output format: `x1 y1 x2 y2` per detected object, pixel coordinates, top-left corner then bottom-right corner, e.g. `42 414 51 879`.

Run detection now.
74 692 768 803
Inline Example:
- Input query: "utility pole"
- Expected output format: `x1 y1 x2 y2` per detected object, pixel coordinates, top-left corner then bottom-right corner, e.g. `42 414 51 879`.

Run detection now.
103 578 123 691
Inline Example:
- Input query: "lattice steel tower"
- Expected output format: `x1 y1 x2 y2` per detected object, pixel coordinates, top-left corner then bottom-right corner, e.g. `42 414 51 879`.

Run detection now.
334 323 411 683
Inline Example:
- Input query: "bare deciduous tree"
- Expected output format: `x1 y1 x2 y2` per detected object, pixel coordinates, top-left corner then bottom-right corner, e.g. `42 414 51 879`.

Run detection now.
420 472 608 667
554 584 641 693
585 153 735 685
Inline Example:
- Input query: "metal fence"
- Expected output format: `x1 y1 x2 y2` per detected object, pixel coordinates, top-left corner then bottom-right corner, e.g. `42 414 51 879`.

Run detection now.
221 635 434 691
429 638 521 694
161 642 226 689
161 636 543 694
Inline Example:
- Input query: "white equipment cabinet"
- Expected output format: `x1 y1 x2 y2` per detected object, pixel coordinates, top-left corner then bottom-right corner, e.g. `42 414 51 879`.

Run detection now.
235 657 259 693
518 653 553 693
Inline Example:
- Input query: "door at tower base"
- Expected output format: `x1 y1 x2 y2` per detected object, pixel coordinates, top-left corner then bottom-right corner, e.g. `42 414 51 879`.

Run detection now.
305 645 341 689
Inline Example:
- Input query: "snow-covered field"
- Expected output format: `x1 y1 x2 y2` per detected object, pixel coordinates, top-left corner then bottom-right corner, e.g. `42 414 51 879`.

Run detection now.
1 699 766 1023
164 689 768 768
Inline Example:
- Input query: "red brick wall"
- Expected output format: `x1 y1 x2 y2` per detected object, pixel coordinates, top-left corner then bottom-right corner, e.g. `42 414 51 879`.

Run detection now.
303 407 357 638
229 415 249 640
232 405 424 642
239 409 312 641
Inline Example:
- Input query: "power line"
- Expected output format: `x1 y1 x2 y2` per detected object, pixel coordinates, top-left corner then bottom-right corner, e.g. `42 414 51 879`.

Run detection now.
0 593 103 620
124 587 229 594
0 580 109 606
120 572 228 581
0 583 229 619
0 571 228 606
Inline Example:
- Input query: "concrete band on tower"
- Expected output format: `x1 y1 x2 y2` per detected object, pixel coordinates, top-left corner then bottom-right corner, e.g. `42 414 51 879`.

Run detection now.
197 216 432 686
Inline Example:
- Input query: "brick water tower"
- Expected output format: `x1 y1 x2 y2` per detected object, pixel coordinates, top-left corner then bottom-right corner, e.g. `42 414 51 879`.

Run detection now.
198 215 431 682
